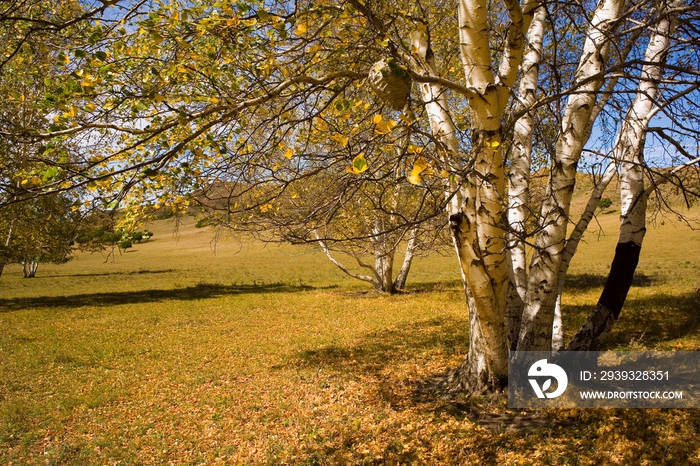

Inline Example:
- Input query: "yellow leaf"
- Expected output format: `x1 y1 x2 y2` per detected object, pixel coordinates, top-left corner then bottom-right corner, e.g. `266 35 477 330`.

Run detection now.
407 144 423 155
331 134 349 147
407 173 422 185
407 157 429 185
486 139 501 149
295 23 307 34
375 119 397 135
30 176 42 185
399 114 413 125
373 114 383 124
20 179 29 185
154 93 165 103
284 148 294 159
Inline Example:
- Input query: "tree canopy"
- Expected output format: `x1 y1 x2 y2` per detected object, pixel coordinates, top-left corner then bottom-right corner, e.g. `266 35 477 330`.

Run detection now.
1 0 699 392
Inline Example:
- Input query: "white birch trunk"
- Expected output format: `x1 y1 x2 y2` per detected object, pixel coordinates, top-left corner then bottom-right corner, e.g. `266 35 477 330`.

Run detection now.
505 5 547 350
567 0 680 350
374 248 395 293
410 20 504 390
517 0 625 351
551 161 617 350
22 260 38 278
393 226 418 290
436 0 537 390
550 22 643 350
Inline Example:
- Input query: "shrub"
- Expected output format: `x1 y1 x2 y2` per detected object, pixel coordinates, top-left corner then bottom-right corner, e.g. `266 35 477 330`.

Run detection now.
598 197 613 210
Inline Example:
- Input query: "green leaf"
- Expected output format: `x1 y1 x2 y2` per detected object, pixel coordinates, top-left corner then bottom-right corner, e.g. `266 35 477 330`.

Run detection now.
347 154 368 174
42 166 60 181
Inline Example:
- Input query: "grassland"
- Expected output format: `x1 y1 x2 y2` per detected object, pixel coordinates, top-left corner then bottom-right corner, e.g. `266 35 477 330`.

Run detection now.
1 199 699 465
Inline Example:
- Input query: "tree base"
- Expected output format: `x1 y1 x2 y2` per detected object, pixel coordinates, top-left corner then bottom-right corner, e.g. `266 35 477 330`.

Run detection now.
566 303 614 351
422 349 508 396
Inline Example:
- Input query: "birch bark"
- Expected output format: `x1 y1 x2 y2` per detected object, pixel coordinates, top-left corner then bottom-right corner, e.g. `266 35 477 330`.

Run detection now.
506 5 547 350
551 161 617 349
568 0 680 350
393 226 418 290
517 0 625 351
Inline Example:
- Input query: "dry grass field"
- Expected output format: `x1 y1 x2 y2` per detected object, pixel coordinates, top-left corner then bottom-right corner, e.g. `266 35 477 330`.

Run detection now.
1 196 699 464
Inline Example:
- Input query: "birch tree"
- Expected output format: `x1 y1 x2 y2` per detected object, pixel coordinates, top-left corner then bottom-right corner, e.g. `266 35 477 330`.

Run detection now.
4 0 699 393
567 0 691 350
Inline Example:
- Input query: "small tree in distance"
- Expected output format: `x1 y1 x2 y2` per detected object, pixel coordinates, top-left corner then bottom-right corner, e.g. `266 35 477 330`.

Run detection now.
598 197 613 211
0 194 78 278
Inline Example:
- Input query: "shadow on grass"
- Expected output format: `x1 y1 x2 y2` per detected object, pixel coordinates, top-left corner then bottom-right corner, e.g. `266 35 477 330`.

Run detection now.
36 268 178 278
564 288 700 348
295 288 699 420
295 316 469 376
563 271 661 291
0 282 335 312
296 288 699 379
406 280 464 293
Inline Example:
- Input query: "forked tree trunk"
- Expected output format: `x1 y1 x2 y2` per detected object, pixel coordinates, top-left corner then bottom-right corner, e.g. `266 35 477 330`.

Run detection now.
393 226 418 290
410 26 507 391
374 248 396 293
314 229 417 294
567 0 679 350
551 25 644 349
405 0 537 392
517 0 625 352
22 260 38 278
